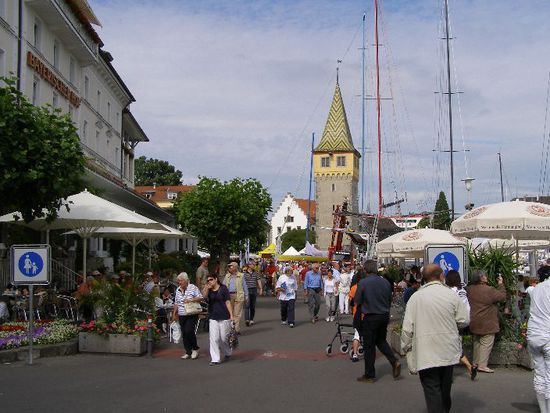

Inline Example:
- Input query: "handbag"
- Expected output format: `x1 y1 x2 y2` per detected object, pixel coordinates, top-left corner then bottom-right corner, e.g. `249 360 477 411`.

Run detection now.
184 301 203 315
169 321 181 344
228 323 239 350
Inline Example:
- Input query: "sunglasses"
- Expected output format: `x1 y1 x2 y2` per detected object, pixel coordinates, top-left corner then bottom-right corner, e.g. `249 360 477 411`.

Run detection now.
207 278 215 282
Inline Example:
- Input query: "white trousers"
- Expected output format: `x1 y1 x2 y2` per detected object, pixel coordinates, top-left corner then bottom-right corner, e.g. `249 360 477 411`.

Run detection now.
339 292 349 314
529 334 550 413
209 319 232 363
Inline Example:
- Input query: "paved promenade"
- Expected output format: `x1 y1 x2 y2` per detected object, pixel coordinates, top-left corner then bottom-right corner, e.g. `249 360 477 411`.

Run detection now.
0 295 539 413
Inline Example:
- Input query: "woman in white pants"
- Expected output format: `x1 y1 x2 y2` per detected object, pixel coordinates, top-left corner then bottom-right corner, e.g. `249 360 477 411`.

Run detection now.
203 275 234 366
324 269 337 322
338 268 351 315
527 279 550 413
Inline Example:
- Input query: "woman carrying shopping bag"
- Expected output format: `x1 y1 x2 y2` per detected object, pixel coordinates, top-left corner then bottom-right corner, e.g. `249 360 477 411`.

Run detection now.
172 272 203 360
203 274 234 366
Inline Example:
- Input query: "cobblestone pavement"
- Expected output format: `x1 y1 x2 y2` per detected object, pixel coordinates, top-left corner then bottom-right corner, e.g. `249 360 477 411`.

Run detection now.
0 294 539 413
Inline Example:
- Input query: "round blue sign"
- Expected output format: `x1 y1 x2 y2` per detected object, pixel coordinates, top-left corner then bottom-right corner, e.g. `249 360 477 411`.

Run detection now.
433 251 460 275
18 252 44 278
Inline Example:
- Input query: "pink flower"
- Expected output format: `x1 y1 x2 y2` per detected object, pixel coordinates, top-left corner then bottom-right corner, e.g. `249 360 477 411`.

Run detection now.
517 344 523 350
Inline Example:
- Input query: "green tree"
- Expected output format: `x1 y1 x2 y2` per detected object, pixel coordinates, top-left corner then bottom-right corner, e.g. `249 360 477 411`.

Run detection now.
433 191 451 230
281 228 316 252
134 156 183 186
0 77 85 222
416 217 431 229
175 177 272 273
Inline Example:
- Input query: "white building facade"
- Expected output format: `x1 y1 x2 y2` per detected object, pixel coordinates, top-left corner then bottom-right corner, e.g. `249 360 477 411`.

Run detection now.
270 193 316 246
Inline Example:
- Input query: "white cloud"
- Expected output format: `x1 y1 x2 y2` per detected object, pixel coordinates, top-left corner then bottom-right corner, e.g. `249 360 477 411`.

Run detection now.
90 0 550 216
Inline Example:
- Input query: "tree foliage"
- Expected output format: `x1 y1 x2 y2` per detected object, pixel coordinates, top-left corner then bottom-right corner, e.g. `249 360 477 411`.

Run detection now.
175 177 272 271
433 191 451 230
416 217 431 229
134 156 183 186
0 77 85 222
281 228 316 252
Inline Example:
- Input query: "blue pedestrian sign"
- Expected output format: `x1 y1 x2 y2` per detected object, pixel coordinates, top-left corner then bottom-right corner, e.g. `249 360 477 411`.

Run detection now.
11 245 50 285
425 244 467 284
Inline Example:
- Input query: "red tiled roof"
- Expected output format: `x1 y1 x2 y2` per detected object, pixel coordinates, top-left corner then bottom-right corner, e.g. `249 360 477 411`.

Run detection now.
135 185 194 204
295 198 316 223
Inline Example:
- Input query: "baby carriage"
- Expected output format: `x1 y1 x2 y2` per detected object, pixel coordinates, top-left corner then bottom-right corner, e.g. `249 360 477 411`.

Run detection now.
325 312 363 359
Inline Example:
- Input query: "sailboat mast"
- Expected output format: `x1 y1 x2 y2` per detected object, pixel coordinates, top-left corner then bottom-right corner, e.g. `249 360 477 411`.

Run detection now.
375 0 382 217
444 0 455 219
361 13 366 213
498 152 504 202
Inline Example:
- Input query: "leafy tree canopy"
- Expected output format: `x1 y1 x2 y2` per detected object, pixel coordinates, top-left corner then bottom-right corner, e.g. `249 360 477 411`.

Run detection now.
281 228 316 252
175 177 272 269
134 156 183 186
433 191 451 230
0 77 85 222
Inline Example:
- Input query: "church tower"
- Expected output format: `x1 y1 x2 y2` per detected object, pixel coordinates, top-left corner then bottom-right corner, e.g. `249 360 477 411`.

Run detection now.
314 77 360 250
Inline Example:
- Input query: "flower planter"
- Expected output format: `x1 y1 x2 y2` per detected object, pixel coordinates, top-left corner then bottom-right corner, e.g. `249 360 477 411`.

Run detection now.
78 332 146 355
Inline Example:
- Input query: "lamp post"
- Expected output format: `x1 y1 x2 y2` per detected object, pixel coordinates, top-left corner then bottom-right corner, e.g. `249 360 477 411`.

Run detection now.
462 177 475 211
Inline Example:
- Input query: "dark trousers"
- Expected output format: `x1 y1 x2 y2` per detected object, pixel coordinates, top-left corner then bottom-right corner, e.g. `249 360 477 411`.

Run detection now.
178 315 199 355
418 366 454 413
155 308 167 331
361 314 397 378
245 289 258 321
280 299 295 324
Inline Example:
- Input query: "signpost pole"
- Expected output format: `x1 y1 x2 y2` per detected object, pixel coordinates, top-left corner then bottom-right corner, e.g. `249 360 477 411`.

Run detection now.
28 284 34 365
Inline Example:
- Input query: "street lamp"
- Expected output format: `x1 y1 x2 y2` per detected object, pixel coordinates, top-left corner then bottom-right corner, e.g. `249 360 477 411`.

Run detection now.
462 177 475 211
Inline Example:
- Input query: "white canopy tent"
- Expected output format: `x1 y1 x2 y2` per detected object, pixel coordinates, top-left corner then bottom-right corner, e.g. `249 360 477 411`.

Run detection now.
377 229 466 259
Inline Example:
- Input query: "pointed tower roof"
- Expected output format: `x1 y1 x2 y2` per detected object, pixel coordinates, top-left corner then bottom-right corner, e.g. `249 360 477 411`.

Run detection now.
315 79 359 155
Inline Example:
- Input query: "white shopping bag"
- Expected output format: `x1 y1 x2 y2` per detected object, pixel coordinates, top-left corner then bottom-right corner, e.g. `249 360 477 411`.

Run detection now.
170 320 181 344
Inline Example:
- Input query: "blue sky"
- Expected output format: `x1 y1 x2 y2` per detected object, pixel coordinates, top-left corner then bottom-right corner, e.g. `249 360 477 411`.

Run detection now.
90 0 550 216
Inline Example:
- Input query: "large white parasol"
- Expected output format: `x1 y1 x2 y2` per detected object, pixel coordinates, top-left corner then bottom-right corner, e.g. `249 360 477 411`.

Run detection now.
377 228 466 258
450 200 550 240
0 189 165 274
63 224 187 275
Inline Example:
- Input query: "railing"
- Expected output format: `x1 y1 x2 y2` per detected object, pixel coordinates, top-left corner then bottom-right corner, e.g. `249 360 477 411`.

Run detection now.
81 143 122 178
54 0 98 56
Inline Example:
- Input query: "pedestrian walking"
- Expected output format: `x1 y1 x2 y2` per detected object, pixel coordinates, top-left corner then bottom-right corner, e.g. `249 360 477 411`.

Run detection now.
445 270 477 380
196 257 209 291
467 270 506 373
276 267 297 328
338 266 351 315
323 269 337 322
244 264 262 326
354 260 400 383
304 263 323 323
203 274 234 366
401 264 470 413
527 278 550 413
171 272 203 360
223 262 249 334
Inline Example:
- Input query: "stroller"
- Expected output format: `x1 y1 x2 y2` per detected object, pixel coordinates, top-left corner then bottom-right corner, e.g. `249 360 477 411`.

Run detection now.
325 311 363 359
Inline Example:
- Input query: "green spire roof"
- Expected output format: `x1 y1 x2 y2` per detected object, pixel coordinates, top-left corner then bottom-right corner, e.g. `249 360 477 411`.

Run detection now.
315 80 357 153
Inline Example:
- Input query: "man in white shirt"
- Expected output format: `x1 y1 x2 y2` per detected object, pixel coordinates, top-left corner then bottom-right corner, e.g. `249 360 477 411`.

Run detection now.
276 267 297 328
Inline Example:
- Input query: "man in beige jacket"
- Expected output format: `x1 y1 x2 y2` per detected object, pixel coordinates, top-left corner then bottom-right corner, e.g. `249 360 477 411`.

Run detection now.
223 262 249 333
401 264 469 413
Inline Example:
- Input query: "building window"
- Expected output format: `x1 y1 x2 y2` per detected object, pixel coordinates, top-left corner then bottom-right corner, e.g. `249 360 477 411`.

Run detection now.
0 0 5 19
53 40 60 69
107 102 111 123
0 48 5 78
96 90 101 111
116 112 119 129
297 226 301 230
69 57 75 83
144 193 152 199
84 76 89 99
95 130 100 150
52 92 58 108
331 183 335 192
336 156 346 167
115 147 119 167
277 227 282 235
33 19 41 50
32 76 40 105
285 216 294 223
321 157 330 167
69 105 74 120
167 192 178 200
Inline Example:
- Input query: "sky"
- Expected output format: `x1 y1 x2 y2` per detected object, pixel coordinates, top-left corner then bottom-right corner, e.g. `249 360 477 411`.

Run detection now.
90 0 550 217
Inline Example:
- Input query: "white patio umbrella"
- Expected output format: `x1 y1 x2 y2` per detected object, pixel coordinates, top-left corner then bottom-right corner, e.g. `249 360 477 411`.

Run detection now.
450 200 550 240
482 238 550 251
0 189 165 274
64 224 186 275
376 228 466 258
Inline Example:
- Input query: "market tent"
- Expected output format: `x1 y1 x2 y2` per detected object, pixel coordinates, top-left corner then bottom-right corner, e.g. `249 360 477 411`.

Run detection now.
277 255 328 262
0 189 164 273
258 243 276 257
281 246 300 256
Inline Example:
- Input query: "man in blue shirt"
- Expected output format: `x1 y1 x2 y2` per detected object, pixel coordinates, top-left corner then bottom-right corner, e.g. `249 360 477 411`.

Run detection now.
304 263 323 323
354 260 400 383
